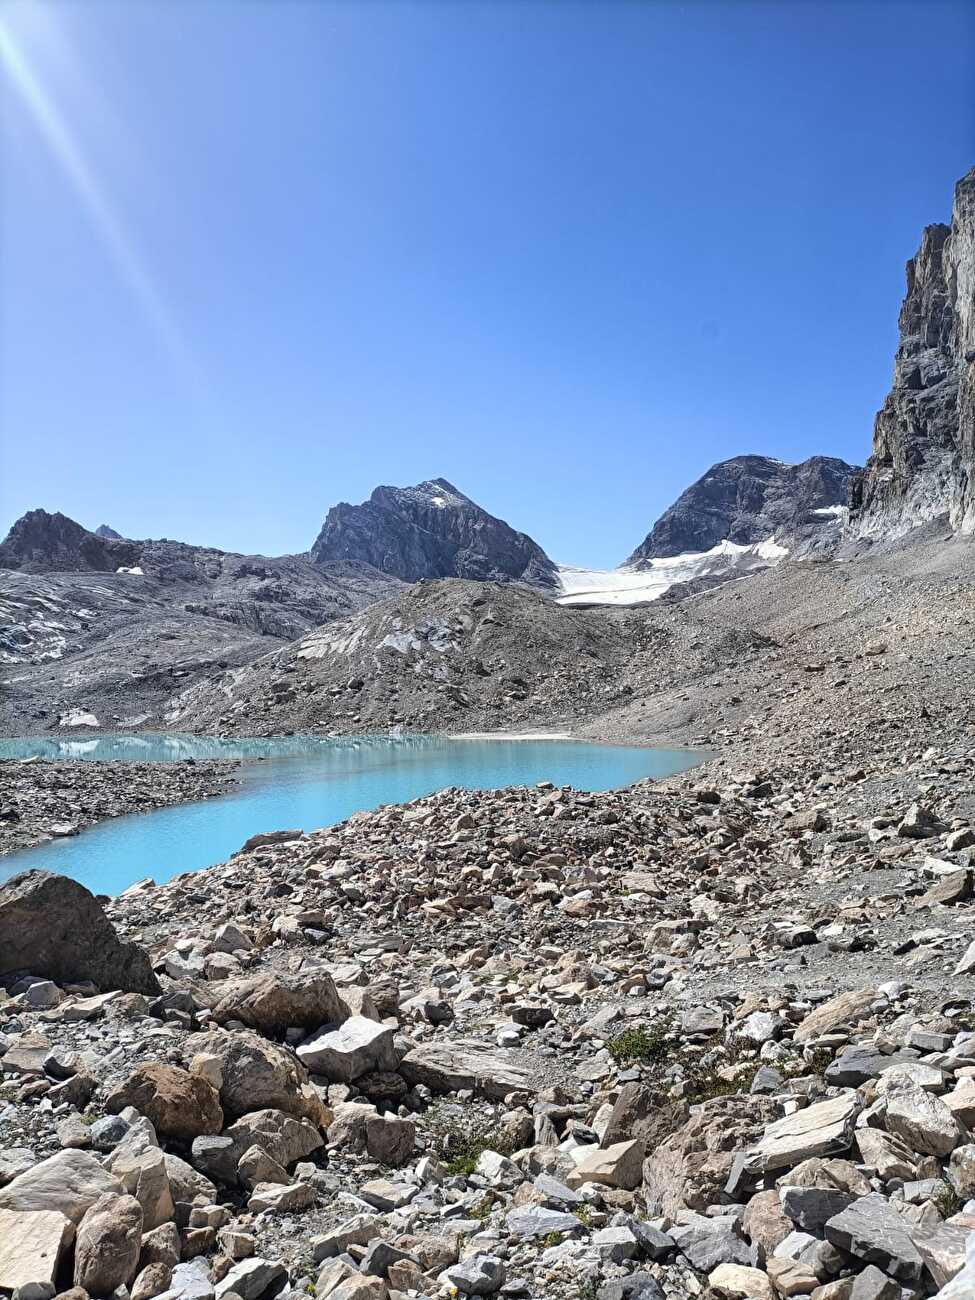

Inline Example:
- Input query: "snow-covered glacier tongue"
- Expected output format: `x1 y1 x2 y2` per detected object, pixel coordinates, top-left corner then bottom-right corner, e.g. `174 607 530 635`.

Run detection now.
556 537 789 606
556 453 858 605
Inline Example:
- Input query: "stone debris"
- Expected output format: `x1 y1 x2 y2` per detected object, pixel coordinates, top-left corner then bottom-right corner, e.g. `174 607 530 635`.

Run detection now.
4 698 975 1299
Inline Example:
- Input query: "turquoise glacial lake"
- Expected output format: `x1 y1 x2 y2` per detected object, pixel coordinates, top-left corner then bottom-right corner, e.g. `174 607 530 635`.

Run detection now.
0 733 703 896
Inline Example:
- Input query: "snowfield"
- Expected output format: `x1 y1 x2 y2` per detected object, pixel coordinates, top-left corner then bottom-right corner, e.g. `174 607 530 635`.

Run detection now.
556 538 789 605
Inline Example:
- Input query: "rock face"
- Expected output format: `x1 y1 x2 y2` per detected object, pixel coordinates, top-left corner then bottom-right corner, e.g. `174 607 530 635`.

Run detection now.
849 166 975 540
0 870 160 995
95 524 124 540
626 455 858 564
310 478 558 587
0 509 141 573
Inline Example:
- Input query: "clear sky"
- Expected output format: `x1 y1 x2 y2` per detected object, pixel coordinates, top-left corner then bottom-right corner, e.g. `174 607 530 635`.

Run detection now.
1 0 972 567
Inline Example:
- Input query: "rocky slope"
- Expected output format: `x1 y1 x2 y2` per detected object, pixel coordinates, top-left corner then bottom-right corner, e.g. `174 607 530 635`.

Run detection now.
0 513 403 736
849 166 975 542
311 479 559 588
626 455 859 565
2 661 975 1297
162 577 766 737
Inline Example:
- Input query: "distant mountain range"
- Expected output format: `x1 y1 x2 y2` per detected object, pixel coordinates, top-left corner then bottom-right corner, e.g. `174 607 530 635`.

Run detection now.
3 454 856 592
2 164 972 734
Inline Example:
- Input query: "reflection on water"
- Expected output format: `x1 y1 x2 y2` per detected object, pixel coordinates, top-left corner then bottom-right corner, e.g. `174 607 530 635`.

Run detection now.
0 733 705 896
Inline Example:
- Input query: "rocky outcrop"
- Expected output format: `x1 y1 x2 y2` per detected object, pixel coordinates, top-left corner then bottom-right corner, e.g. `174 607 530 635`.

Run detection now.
0 510 141 573
95 524 124 540
849 166 975 540
626 455 858 564
0 870 160 994
311 478 558 587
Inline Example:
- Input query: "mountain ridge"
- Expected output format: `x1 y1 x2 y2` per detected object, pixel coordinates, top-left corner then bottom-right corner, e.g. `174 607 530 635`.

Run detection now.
625 453 859 566
311 476 559 587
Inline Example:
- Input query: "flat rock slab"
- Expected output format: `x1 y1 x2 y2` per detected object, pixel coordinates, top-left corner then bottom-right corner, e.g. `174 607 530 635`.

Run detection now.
794 988 878 1043
0 1207 74 1290
825 1192 924 1283
825 1047 919 1087
914 1220 972 1289
506 1206 583 1238
296 1014 396 1082
746 1093 861 1172
0 1149 123 1224
398 1039 532 1099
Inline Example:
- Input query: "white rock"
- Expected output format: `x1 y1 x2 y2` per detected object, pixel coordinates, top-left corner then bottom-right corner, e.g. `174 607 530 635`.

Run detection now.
0 1208 73 1291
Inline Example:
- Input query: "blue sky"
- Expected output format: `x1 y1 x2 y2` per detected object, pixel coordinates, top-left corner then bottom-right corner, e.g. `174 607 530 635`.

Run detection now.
1 1 972 567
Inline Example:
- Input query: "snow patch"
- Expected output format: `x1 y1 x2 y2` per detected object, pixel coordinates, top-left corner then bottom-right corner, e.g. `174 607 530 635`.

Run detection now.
379 628 425 655
59 708 100 728
811 504 846 518
557 537 790 606
116 565 144 575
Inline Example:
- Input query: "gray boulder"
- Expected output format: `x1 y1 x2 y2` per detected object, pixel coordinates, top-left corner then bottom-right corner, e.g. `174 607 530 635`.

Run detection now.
0 871 160 994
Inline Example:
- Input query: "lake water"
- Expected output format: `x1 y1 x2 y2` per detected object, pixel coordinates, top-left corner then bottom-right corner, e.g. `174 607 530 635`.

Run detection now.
0 733 703 896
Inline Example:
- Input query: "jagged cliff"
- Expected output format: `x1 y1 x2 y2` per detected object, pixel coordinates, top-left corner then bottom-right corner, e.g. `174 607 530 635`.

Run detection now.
311 477 559 587
849 166 975 540
625 454 858 565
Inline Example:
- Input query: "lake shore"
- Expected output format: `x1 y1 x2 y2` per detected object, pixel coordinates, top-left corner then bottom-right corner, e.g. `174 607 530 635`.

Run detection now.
0 758 240 858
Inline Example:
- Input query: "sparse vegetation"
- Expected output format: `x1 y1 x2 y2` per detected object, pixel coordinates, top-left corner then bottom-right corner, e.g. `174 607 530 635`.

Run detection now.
429 1109 516 1177
607 1014 675 1065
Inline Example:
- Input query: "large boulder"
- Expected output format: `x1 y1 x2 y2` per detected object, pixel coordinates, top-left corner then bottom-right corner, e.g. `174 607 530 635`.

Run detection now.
0 870 160 994
0 1208 73 1291
209 970 348 1037
296 1015 396 1082
185 1028 329 1124
74 1192 143 1295
398 1039 532 1100
105 1063 223 1142
0 1150 122 1224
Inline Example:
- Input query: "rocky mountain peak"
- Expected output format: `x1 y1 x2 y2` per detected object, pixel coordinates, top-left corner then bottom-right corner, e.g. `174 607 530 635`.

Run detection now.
310 478 558 586
625 454 859 566
0 509 140 574
849 165 975 540
94 524 124 540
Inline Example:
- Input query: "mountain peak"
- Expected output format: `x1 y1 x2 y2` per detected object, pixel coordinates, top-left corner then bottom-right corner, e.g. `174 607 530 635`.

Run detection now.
625 454 859 566
0 509 141 573
311 479 557 586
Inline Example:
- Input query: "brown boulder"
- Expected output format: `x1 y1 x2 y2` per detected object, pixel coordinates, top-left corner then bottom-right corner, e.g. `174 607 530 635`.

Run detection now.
185 1028 328 1124
209 970 348 1037
643 1094 777 1214
74 1192 143 1295
794 988 878 1044
0 871 159 995
105 1063 223 1142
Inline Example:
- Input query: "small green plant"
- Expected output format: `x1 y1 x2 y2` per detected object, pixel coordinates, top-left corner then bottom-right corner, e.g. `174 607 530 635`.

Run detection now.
683 1060 760 1103
542 1231 563 1248
430 1111 516 1177
934 1181 962 1219
574 1204 594 1229
607 1015 674 1065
